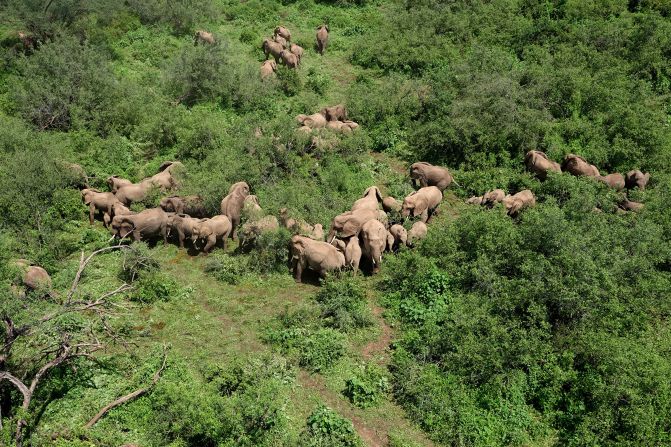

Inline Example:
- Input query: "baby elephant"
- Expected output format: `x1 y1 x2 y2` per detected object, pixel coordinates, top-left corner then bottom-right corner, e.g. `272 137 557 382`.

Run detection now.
260 60 277 79
387 224 407 252
502 190 536 217
407 221 427 247
192 215 232 254
168 214 205 249
194 30 215 45
274 26 291 41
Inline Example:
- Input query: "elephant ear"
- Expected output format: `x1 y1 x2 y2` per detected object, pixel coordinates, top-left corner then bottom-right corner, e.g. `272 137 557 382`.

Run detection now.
413 197 428 216
374 187 383 202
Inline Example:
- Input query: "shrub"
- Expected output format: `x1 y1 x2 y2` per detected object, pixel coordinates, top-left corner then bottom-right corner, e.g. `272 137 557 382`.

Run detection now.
343 363 389 408
119 243 160 282
314 278 373 332
275 66 302 96
203 253 247 285
301 405 362 447
131 271 179 304
298 328 347 372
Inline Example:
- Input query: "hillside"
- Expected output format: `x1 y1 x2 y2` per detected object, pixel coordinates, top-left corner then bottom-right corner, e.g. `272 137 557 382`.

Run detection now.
1 1 671 446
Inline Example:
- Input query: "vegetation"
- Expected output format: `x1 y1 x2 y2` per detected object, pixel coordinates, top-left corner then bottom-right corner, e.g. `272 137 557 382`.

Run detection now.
0 0 670 445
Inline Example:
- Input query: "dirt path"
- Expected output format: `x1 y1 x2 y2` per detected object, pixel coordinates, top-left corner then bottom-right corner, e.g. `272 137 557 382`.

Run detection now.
361 303 394 362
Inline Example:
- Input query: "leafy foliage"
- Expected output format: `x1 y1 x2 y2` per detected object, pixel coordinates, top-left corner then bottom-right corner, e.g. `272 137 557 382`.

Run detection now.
301 405 362 447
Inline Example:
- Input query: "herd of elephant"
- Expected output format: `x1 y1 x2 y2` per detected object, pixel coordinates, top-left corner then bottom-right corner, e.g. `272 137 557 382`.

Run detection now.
295 104 360 135
73 159 458 283
465 151 649 214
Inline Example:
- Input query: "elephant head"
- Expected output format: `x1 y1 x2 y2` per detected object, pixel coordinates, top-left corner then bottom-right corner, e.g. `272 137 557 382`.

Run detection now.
401 192 428 218
625 170 650 190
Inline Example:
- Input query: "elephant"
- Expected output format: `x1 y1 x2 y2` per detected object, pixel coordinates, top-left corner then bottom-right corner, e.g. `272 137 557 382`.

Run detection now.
311 224 325 241
107 175 133 193
619 198 644 212
466 196 483 205
387 224 407 252
167 214 205 249
194 30 215 45
274 26 291 41
326 120 356 133
320 105 347 122
296 112 327 129
192 215 233 253
81 188 119 226
625 170 650 190
111 208 169 243
146 161 183 190
242 195 264 220
327 208 378 241
361 219 387 273
290 235 345 282
345 236 362 274
296 125 312 135
279 50 299 68
524 150 561 180
382 196 401 213
502 190 536 217
597 173 625 191
160 195 207 217
352 186 383 211
376 210 389 229
104 201 134 229
401 186 443 223
409 162 455 191
316 25 329 55
482 189 506 207
407 221 427 247
260 60 277 79
262 38 284 63
220 181 250 240
13 260 52 293
561 154 600 177
115 182 151 206
274 35 288 48
289 43 304 64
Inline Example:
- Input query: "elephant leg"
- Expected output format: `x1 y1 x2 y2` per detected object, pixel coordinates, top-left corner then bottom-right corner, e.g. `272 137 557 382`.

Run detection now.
177 229 185 249
203 235 216 253
132 230 141 242
220 236 227 251
420 209 429 223
89 204 95 225
294 258 304 282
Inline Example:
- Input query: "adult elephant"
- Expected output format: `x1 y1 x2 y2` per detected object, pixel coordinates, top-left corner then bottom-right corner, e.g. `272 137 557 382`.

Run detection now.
327 208 378 241
296 112 327 129
167 214 205 249
598 173 625 191
524 150 561 180
111 208 169 243
316 25 329 55
81 188 119 226
351 186 383 211
409 162 455 191
107 175 133 193
625 170 650 190
320 104 347 122
274 26 291 41
146 161 184 190
482 189 506 207
160 195 207 217
260 60 277 79
361 219 386 274
502 190 536 217
290 235 346 282
220 181 250 240
562 154 600 177
401 186 443 223
289 43 304 64
262 38 284 63
279 50 299 68
115 181 152 206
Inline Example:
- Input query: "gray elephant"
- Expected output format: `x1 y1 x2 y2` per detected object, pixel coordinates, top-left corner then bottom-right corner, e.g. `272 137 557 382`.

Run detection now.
107 175 133 193
407 221 427 247
260 60 277 79
597 173 625 191
191 215 232 253
13 260 52 294
291 235 345 282
345 236 362 275
382 196 401 213
502 190 536 216
279 50 299 68
115 182 152 206
274 35 288 48
296 112 327 129
274 26 291 41
160 195 207 217
146 161 184 190
466 196 483 205
168 214 205 249
619 198 644 212
327 208 378 241
194 30 215 45
289 43 304 64
409 162 455 191
482 189 506 207
262 38 284 63
81 188 119 226
562 154 600 177
524 150 561 180
401 186 443 223
361 219 386 274
625 170 650 190
321 104 347 122
387 224 407 252
104 201 134 229
220 182 250 240
351 186 383 211
111 208 169 243
316 25 329 55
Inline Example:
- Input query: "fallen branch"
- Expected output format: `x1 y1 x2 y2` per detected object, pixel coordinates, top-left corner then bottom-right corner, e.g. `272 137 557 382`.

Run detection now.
84 348 168 429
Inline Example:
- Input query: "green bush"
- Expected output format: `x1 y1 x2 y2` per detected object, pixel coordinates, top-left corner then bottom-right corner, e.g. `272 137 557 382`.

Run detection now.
298 328 347 372
119 243 160 283
131 271 179 303
203 252 247 285
343 363 389 408
314 278 373 332
275 65 302 96
301 405 362 447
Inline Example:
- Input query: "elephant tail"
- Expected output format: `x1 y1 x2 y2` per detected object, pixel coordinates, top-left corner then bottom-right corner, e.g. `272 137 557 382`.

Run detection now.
452 178 461 188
